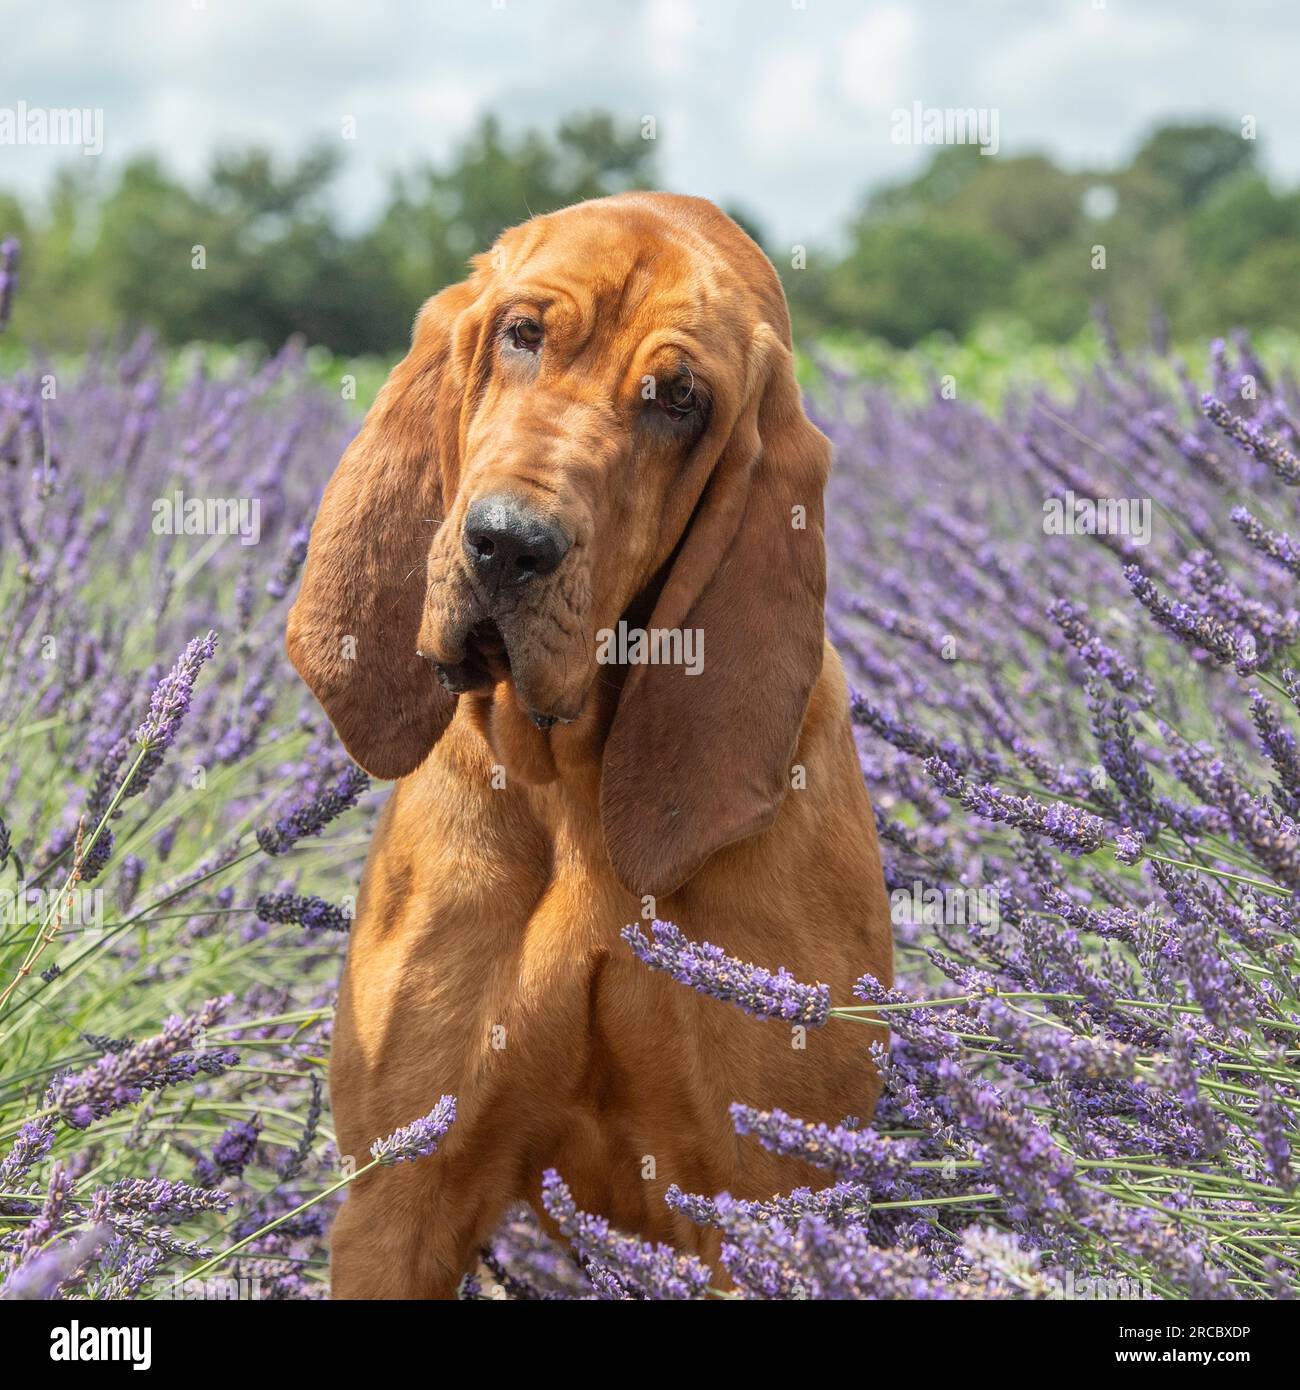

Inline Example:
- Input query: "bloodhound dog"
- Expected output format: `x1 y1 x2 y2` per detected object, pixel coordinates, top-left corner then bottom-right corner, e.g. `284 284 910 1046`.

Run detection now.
287 192 893 1299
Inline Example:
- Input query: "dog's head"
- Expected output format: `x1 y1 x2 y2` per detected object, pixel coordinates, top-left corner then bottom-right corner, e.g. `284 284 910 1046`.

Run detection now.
288 192 829 896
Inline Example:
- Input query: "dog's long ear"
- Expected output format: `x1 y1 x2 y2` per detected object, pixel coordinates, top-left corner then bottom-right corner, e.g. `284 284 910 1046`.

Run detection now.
287 278 481 779
600 324 830 897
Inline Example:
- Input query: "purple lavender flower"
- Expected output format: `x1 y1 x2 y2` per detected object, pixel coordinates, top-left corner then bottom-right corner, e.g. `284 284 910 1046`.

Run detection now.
1255 1086 1295 1192
0 1116 56 1195
1114 827 1145 865
852 689 1003 775
482 1203 595 1300
540 1170 710 1300
1203 394 1300 485
1249 689 1300 819
925 757 1107 856
1154 863 1263 1032
666 1180 871 1230
1047 599 1154 700
1163 735 1300 889
622 920 831 1025
1125 565 1248 670
213 682 274 764
266 523 310 599
5 1161 77 1283
98 1177 234 1219
129 631 217 781
730 1104 913 1186
1232 506 1300 578
255 892 351 933
195 1118 262 1185
369 1095 456 1165
722 1204 947 1300
79 825 113 880
50 997 234 1128
0 237 19 332
278 1076 323 1182
256 764 370 856
234 563 256 631
933 1059 1087 1223
1 1228 106 1300
976 997 1138 1082
116 853 145 913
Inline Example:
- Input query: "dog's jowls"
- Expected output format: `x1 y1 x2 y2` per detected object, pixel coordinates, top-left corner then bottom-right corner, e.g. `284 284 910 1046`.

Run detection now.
286 192 893 1298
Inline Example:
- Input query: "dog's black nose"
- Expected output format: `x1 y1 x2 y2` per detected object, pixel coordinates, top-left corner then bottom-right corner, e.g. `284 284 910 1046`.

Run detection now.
462 495 571 588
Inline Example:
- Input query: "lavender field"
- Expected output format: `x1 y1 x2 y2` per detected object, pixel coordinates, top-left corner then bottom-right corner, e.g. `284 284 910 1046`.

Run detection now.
2 230 1300 1300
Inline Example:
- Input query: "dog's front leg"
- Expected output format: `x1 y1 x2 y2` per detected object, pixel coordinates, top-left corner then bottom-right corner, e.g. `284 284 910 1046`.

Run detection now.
329 1154 504 1300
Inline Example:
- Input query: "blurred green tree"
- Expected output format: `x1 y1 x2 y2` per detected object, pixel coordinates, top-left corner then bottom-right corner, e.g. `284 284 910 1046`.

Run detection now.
1 112 1295 355
798 218 1014 345
1187 173 1300 268
2 112 655 355
372 111 656 316
98 146 411 352
1130 122 1256 211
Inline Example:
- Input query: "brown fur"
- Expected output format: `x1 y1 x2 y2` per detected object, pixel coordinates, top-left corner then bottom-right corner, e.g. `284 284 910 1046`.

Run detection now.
286 192 893 1298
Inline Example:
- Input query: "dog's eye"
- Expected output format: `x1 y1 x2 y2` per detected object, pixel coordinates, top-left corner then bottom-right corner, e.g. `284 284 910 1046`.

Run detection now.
661 371 697 418
509 318 543 352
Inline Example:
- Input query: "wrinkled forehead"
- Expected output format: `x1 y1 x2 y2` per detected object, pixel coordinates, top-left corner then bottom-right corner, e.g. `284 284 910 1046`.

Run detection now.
490 204 747 350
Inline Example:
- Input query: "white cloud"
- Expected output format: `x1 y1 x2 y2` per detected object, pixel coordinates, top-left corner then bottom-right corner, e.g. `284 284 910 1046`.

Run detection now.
837 4 921 117
1 0 1297 253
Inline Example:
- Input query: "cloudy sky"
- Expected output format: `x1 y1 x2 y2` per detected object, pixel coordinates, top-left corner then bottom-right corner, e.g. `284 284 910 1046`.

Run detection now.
3 0 1293 247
